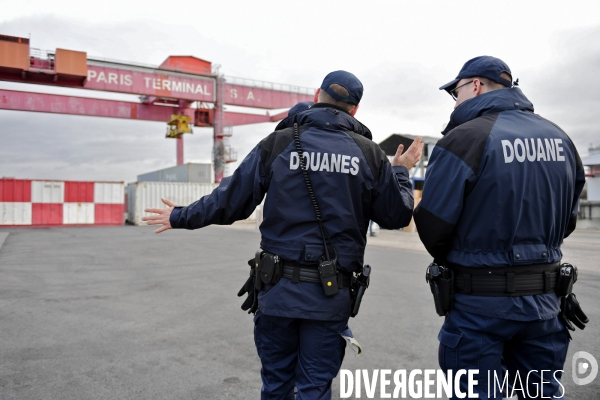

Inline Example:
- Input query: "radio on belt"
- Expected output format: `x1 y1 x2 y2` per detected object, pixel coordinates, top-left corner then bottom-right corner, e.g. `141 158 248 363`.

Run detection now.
319 259 339 296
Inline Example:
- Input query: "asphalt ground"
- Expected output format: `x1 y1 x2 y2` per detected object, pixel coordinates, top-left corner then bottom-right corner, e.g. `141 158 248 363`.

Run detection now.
0 224 598 399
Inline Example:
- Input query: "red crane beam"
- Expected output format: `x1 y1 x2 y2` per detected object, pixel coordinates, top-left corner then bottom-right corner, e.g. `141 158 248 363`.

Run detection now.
1 59 314 109
0 89 190 121
221 82 313 109
0 89 286 126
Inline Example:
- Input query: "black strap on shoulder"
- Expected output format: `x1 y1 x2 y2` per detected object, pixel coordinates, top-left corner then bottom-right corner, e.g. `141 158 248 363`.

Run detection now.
293 123 338 263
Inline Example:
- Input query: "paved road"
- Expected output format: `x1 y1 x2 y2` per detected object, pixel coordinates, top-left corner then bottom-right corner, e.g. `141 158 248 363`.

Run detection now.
0 225 598 399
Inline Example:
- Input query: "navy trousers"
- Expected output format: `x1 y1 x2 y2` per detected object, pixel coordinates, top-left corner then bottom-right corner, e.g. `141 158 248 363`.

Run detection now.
254 312 348 400
439 309 569 400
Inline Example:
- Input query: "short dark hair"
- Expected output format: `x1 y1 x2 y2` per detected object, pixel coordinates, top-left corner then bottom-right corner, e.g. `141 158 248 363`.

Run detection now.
479 72 513 91
318 84 355 112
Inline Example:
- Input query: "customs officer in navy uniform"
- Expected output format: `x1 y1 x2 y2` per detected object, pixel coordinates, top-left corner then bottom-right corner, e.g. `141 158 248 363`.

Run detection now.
414 56 587 399
143 70 424 399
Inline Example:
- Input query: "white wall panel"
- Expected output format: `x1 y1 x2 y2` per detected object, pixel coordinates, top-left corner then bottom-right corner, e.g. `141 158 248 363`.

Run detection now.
94 182 124 204
31 181 64 203
63 203 95 224
0 202 32 225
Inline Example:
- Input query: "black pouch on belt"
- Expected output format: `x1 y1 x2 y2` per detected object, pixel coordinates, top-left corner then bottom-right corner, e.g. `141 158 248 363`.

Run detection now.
259 252 282 285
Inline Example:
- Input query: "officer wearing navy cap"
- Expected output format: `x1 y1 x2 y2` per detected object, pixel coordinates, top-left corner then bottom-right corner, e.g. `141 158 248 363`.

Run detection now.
414 56 587 398
144 70 424 399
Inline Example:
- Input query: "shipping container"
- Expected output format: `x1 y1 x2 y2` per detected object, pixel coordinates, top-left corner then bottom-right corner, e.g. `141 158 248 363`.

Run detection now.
127 181 260 226
0 35 29 71
137 163 212 184
54 48 87 78
0 178 124 227
127 181 217 225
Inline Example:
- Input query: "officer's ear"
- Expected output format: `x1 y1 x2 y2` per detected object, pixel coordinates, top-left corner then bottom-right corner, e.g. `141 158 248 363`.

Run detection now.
473 79 485 96
314 88 321 103
349 104 359 116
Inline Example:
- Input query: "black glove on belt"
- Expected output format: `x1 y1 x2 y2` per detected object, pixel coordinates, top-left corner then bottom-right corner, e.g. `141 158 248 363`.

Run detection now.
237 259 258 314
560 293 589 331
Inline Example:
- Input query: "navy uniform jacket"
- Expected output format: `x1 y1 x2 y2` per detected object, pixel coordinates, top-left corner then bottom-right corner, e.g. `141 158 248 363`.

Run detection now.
414 88 586 321
171 103 414 320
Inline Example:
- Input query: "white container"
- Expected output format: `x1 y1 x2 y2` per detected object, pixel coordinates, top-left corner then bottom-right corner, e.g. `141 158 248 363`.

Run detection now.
137 163 213 184
127 181 260 226
127 181 216 225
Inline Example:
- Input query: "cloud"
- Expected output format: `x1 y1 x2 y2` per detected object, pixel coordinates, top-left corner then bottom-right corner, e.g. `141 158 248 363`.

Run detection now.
0 14 260 78
355 61 450 141
523 26 600 155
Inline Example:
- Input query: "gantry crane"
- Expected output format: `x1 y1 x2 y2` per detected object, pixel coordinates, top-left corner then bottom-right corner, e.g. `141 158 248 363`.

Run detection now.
0 34 314 182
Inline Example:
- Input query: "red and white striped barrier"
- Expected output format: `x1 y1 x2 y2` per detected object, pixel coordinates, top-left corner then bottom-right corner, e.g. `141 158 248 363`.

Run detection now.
0 179 124 227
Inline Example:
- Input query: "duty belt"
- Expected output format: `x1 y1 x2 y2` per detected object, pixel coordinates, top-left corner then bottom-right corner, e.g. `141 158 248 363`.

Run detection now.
451 262 560 296
282 261 352 288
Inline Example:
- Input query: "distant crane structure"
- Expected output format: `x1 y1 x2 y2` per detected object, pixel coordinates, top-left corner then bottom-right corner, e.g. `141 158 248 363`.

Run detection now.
0 34 314 182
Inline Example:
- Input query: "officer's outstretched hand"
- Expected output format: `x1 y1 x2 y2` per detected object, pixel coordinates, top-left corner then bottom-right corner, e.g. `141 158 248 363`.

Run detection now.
142 197 176 234
392 136 424 169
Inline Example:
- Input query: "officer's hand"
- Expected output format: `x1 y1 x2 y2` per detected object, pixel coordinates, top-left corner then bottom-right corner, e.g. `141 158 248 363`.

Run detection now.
142 198 176 234
392 136 424 169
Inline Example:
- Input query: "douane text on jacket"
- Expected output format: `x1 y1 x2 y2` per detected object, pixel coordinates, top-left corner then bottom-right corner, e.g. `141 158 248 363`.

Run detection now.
290 152 360 175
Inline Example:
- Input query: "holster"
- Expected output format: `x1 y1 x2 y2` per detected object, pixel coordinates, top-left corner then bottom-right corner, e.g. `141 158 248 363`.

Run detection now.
254 250 264 291
350 265 371 318
426 263 454 317
555 263 577 297
556 262 588 334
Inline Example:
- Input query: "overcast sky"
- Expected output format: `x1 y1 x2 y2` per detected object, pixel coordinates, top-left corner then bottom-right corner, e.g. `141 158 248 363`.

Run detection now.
1 0 599 183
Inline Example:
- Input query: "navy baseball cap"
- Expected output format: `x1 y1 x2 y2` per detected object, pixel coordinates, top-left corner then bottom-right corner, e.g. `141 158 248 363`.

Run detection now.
439 56 513 93
320 70 363 105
